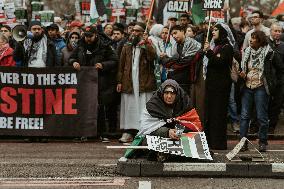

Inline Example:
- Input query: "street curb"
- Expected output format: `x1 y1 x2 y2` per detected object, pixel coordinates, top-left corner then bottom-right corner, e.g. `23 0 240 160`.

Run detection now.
117 159 284 178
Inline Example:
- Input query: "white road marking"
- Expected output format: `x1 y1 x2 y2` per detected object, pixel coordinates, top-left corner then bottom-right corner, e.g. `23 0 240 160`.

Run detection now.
0 177 130 187
163 163 226 172
272 163 284 172
138 181 151 189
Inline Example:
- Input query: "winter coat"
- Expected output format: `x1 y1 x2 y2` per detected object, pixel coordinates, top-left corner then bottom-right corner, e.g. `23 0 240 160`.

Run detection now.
263 50 284 95
52 37 66 65
61 46 74 66
13 36 57 67
69 37 118 105
117 42 157 93
0 47 16 66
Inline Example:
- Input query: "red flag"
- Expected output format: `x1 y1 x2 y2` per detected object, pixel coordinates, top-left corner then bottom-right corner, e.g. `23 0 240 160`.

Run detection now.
175 109 203 132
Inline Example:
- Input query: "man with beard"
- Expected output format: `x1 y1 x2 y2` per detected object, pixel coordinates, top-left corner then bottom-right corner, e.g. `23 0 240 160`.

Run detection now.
69 26 118 142
13 21 57 67
111 25 125 59
117 22 157 143
13 21 57 142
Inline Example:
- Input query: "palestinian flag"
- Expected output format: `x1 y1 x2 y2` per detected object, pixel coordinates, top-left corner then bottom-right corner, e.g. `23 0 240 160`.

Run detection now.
175 108 203 132
146 132 212 160
181 132 212 160
191 0 206 24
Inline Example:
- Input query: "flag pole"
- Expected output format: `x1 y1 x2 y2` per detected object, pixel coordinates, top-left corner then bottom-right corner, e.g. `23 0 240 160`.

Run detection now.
145 0 155 34
107 146 148 149
206 11 213 42
164 23 172 53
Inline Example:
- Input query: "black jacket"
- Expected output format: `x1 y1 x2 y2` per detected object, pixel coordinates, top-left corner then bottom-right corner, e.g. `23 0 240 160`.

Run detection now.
13 36 57 67
69 36 118 104
263 49 284 95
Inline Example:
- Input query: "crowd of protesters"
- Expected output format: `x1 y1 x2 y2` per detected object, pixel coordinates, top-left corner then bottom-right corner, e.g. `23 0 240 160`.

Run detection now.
1 10 284 152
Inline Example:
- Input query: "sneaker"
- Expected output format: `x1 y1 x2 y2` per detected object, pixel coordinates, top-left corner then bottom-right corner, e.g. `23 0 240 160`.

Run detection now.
119 133 133 143
259 143 267 152
232 123 240 133
80 137 88 142
100 137 110 143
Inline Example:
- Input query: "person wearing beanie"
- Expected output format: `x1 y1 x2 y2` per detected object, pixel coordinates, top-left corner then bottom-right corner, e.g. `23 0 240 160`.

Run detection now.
13 21 57 67
117 22 157 143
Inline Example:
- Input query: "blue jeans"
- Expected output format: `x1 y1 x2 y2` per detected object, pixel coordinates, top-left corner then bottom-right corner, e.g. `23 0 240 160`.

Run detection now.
228 83 239 124
240 86 269 144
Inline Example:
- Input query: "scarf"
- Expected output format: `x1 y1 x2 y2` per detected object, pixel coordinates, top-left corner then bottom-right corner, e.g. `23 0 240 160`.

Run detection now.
146 79 191 120
241 45 272 79
24 35 48 67
177 37 201 58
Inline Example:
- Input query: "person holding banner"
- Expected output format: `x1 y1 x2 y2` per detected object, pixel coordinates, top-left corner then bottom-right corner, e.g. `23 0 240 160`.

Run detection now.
203 23 234 150
0 33 16 66
61 29 81 66
69 26 118 142
13 21 57 67
47 23 66 65
117 22 157 143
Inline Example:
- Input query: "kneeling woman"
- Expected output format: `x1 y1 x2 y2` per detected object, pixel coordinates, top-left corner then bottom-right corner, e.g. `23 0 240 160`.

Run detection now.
126 79 192 160
138 79 191 138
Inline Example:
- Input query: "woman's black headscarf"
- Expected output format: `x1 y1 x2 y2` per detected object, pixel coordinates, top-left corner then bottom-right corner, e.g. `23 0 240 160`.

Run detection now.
146 79 192 119
213 24 229 46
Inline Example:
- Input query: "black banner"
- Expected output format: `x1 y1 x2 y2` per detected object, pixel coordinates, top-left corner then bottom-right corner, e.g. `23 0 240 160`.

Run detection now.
202 0 224 11
0 67 98 137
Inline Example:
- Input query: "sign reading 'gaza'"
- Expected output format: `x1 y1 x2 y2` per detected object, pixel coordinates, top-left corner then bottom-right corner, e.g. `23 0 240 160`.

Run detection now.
167 0 192 13
203 0 224 10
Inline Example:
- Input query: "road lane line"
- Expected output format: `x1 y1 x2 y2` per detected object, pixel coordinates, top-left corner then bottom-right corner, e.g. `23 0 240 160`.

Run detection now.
163 163 226 172
138 181 151 189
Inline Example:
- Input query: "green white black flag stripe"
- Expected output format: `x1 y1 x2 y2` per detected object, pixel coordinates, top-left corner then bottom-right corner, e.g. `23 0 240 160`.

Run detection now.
146 132 212 160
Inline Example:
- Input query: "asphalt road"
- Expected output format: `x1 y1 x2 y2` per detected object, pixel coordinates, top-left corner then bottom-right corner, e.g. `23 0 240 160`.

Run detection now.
0 177 284 189
0 140 284 188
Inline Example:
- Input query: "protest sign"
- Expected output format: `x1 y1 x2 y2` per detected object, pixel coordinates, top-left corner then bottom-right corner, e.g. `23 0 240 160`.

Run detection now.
0 67 98 137
203 0 224 11
167 0 193 13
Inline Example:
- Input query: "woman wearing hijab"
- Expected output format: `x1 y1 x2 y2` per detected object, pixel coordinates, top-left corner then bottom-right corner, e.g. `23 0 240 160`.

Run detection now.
138 79 192 138
239 31 284 152
126 79 192 161
203 23 234 150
